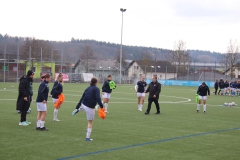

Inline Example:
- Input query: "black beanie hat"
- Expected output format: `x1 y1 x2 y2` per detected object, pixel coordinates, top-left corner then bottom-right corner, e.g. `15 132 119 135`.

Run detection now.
27 70 34 76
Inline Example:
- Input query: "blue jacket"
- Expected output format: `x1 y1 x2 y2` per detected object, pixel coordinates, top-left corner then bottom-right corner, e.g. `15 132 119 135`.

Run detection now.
36 80 49 102
51 81 63 99
102 80 113 93
76 85 103 109
231 83 237 88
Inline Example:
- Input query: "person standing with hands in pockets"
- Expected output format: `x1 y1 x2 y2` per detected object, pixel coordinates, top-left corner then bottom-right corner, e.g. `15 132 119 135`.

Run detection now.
145 76 161 115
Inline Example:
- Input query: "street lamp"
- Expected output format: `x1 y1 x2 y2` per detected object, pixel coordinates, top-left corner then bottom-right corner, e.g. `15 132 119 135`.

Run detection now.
120 8 127 84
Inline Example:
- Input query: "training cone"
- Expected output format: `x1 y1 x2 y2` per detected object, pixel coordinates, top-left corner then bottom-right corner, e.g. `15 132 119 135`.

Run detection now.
98 108 106 120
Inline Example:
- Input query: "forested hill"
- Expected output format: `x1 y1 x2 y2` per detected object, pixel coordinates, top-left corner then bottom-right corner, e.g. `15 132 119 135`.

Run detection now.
0 34 221 63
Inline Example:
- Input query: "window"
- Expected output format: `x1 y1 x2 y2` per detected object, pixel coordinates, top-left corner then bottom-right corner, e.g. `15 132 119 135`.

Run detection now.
13 66 18 71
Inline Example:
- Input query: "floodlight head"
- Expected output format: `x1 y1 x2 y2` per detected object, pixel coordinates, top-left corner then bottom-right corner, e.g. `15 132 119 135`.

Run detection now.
151 66 154 68
99 66 102 69
120 8 127 12
157 66 161 68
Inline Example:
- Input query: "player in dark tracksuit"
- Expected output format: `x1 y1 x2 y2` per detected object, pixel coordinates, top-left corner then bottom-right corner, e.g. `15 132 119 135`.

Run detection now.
196 82 210 113
214 80 218 95
16 70 34 126
145 76 161 115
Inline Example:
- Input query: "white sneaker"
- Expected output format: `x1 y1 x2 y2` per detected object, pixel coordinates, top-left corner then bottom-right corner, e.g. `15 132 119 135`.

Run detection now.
53 119 60 121
139 109 142 111
19 122 29 126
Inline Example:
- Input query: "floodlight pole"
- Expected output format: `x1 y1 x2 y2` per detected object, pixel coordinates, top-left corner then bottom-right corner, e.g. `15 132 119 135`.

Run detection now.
120 8 126 84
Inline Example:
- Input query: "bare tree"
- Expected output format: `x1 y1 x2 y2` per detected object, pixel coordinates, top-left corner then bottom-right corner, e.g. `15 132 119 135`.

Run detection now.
219 40 240 79
80 45 95 73
20 37 57 71
21 37 54 60
166 40 191 76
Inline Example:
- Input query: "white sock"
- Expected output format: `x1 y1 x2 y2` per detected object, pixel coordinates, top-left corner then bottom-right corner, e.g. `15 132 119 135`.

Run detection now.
140 104 143 110
86 128 92 138
138 104 140 110
104 103 108 111
203 105 206 112
40 121 45 128
37 120 40 127
54 109 58 120
197 104 200 111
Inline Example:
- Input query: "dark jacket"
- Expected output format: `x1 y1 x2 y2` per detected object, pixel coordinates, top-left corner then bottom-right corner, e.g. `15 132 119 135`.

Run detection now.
214 81 218 88
36 80 49 102
16 75 32 110
224 82 229 88
102 80 113 93
145 81 161 99
76 85 103 109
219 81 224 89
137 81 147 93
51 81 63 99
197 85 210 96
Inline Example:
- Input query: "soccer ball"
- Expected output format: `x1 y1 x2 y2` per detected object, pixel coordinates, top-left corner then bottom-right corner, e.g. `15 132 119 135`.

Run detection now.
27 108 31 113
12 86 14 88
231 102 235 106
224 102 228 106
228 103 232 107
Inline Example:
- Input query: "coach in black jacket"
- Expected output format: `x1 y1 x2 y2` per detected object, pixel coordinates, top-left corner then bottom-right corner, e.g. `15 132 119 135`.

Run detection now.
16 70 34 125
145 76 161 114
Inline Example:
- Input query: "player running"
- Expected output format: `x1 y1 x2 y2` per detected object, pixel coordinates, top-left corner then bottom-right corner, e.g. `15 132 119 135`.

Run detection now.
196 82 210 113
101 75 116 113
134 76 147 111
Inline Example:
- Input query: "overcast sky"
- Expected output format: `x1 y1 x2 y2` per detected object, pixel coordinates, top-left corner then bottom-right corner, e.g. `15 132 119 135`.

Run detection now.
1 0 240 53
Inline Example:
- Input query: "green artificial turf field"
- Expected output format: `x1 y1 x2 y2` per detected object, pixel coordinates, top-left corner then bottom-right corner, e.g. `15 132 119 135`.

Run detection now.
0 82 239 160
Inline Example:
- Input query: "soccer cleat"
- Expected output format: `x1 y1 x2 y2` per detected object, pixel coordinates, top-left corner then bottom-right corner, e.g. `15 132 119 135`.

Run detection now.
72 109 79 116
145 112 149 115
104 111 109 113
86 138 93 141
204 111 206 113
53 119 60 121
197 110 199 113
155 112 160 114
25 121 31 125
40 127 49 131
36 127 40 130
19 122 29 126
139 109 142 111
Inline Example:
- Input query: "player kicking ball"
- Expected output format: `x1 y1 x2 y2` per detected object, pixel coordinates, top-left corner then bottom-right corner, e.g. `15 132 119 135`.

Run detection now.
135 76 147 111
196 82 210 113
72 78 104 141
